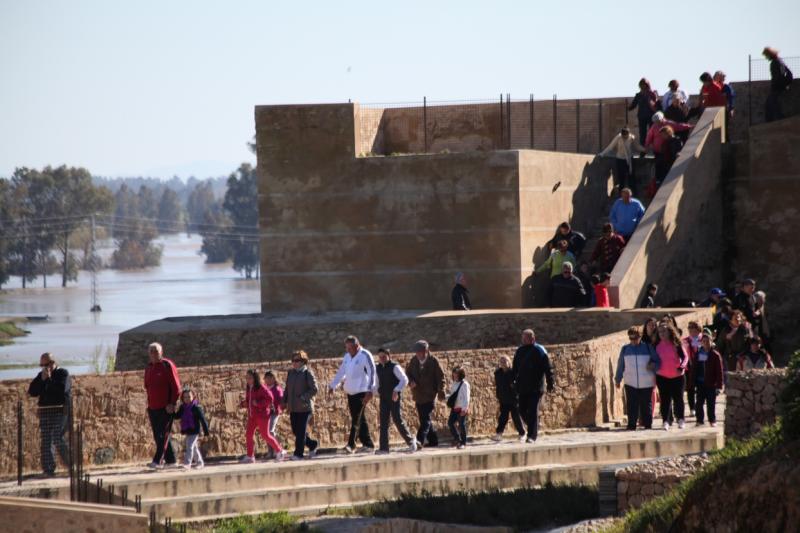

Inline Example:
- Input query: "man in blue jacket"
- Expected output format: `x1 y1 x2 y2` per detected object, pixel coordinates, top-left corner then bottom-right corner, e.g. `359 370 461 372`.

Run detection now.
615 327 658 430
609 188 646 242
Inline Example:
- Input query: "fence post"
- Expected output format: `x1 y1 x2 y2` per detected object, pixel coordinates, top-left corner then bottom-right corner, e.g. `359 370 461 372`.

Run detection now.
575 99 580 152
499 93 504 148
506 93 511 149
748 54 752 126
529 93 534 148
17 400 23 486
553 94 558 151
598 99 603 153
423 96 428 152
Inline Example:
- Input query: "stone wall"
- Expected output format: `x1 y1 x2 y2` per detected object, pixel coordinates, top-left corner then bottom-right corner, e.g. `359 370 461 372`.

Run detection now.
115 308 711 370
615 454 710 513
724 369 787 439
0 497 147 533
2 331 651 478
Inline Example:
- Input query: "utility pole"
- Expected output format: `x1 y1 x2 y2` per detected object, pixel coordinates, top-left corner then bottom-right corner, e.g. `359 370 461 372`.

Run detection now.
89 214 101 312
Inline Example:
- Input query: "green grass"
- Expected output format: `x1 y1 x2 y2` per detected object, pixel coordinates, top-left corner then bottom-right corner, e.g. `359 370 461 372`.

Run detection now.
334 484 599 531
188 511 318 533
0 321 28 345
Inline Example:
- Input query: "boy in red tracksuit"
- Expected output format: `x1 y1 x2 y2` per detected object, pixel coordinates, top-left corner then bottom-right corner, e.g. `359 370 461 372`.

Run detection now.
240 369 285 462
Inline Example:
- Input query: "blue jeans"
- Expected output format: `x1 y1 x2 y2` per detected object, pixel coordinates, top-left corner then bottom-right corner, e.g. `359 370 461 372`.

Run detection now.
447 410 467 445
415 401 438 447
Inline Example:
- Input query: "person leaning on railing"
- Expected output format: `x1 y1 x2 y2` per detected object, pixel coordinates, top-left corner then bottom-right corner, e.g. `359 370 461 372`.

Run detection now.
28 352 71 477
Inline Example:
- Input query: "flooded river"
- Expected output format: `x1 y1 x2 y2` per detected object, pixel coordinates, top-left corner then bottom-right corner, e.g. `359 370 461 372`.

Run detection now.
0 234 260 380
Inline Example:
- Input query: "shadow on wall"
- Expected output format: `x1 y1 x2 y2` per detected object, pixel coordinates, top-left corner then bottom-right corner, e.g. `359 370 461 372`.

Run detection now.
523 157 615 307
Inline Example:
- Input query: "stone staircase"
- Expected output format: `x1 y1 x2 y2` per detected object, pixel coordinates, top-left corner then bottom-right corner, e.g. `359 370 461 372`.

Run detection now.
73 427 722 523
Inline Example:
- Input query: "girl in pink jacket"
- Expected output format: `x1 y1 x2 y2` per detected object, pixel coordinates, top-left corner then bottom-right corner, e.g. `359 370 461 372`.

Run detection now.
240 369 284 462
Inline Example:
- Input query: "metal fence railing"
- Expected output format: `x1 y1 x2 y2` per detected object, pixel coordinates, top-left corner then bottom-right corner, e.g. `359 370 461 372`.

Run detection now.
355 94 633 158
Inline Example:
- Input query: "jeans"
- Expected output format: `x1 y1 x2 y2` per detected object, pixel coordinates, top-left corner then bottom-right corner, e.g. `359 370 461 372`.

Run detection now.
624 385 654 429
695 384 718 424
614 158 635 195
496 402 525 436
184 433 203 466
289 411 318 458
379 396 414 451
347 393 374 449
269 412 279 436
415 401 438 447
519 392 543 440
447 410 467 445
246 415 282 456
148 408 177 465
656 375 685 424
39 410 69 475
765 91 783 122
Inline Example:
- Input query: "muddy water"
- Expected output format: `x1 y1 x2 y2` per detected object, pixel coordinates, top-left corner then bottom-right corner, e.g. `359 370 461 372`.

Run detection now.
0 234 259 380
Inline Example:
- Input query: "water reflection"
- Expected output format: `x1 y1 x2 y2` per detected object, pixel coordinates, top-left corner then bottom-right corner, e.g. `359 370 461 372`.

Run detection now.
0 234 259 379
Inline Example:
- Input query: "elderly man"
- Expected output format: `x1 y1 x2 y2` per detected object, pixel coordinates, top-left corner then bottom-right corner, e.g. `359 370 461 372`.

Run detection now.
144 342 182 469
405 340 445 448
512 329 555 443
329 335 377 453
548 262 587 308
28 353 71 477
451 272 472 311
609 189 645 242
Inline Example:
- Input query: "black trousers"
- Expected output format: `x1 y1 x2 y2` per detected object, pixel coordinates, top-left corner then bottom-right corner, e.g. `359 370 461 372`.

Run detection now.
637 118 651 150
614 158 636 195
519 392 543 440
765 91 783 122
448 410 467 445
346 392 374 448
686 374 696 411
496 402 525 435
39 410 70 474
695 384 718 424
379 396 414 451
289 411 318 458
148 408 176 465
624 385 654 429
415 401 438 447
656 375 685 424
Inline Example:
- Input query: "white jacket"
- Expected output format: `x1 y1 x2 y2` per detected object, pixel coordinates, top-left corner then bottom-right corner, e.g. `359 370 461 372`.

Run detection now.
599 133 646 171
448 379 471 411
330 348 377 395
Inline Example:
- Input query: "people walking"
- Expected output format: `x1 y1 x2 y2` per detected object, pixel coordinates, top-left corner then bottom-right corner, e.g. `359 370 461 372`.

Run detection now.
491 356 526 442
690 330 724 427
763 46 794 122
283 350 319 460
144 342 182 469
629 78 660 145
240 369 285 462
653 323 688 430
375 348 417 453
174 387 209 469
446 367 470 449
406 340 446 448
28 352 71 477
329 336 377 454
615 327 658 430
512 329 555 443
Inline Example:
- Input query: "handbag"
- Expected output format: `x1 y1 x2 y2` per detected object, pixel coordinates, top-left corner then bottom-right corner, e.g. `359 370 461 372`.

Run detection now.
446 381 463 409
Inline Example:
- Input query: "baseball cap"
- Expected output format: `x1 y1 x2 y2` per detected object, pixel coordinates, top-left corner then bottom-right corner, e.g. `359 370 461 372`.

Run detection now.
710 288 726 297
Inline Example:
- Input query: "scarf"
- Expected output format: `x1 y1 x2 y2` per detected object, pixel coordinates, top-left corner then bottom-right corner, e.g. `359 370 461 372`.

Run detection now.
181 399 198 432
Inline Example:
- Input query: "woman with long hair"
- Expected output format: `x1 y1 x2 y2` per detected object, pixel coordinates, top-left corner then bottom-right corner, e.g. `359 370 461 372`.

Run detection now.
653 322 688 430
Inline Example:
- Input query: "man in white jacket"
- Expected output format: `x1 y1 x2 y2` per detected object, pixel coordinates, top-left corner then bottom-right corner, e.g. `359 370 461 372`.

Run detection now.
329 335 377 453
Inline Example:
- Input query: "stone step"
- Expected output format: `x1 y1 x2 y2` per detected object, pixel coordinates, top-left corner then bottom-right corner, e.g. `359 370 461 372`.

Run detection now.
143 461 615 520
104 431 720 501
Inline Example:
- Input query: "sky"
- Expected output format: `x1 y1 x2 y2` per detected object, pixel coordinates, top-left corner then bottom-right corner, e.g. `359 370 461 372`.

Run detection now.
1 0 798 179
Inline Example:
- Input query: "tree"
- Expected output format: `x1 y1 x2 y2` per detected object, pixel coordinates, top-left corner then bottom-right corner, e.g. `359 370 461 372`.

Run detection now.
222 164 259 278
198 204 233 263
110 185 162 269
156 188 183 233
187 181 216 233
0 180 12 288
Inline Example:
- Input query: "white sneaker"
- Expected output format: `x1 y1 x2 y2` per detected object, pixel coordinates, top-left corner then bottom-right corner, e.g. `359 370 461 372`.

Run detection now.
518 435 527 443
308 445 318 458
456 443 465 449
358 446 375 454
663 422 670 431
181 463 191 470
274 450 286 462
490 434 502 442
147 462 160 470
677 419 686 429
290 454 304 461
407 441 418 452
526 437 536 443
194 463 205 469
239 456 255 464
344 445 356 454
709 422 717 427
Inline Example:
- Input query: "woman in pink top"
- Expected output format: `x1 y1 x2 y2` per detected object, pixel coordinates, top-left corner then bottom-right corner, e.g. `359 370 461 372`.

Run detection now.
654 322 688 431
240 369 285 462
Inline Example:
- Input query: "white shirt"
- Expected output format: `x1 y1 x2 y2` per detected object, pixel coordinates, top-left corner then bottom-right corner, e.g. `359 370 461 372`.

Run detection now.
662 89 689 111
329 347 377 395
375 362 409 394
599 133 646 171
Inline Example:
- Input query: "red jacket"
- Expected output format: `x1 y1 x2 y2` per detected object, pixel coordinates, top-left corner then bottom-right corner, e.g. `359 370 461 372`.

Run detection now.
144 358 181 410
594 285 610 307
701 81 727 108
241 384 274 418
688 348 724 389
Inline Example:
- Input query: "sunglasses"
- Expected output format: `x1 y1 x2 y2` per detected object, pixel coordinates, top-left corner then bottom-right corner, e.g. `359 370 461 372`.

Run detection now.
292 359 302 363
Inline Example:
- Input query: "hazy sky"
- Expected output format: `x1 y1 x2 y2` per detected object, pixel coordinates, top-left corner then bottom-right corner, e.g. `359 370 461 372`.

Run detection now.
1 0 798 179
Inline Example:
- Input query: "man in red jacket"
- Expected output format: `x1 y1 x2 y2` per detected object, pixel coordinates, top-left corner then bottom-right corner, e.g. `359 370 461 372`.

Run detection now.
144 342 182 469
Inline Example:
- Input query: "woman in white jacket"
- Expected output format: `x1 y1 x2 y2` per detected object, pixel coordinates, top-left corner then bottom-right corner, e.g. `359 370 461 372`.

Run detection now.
447 367 471 449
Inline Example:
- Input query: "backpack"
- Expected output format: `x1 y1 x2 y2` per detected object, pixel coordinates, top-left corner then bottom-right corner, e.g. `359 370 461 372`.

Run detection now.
779 61 794 89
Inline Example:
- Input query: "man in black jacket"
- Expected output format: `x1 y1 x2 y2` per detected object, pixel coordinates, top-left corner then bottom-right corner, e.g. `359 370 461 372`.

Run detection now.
548 262 586 308
512 329 555 443
28 352 71 476
546 222 587 258
451 272 472 311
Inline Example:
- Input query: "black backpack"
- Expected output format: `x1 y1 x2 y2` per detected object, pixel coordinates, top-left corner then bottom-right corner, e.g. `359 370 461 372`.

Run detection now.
780 61 794 88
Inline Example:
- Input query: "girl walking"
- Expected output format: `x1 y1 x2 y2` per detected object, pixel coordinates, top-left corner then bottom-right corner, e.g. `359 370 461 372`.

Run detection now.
447 367 471 449
240 369 285 462
653 322 688 430
175 387 209 469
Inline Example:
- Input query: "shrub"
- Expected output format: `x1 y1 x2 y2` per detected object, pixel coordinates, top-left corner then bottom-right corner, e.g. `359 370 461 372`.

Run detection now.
779 349 800 440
